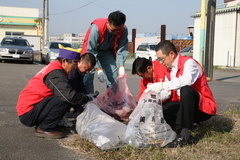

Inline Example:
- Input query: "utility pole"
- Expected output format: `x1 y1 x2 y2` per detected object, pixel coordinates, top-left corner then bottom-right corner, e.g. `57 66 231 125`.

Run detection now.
199 0 206 65
42 0 49 49
204 0 216 80
161 25 166 41
132 28 136 54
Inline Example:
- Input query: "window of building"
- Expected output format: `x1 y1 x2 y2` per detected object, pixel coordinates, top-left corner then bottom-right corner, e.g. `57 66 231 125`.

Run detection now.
5 31 24 37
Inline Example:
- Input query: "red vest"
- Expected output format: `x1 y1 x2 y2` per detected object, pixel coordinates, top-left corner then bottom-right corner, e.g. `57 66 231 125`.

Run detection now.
81 18 124 56
138 61 170 99
175 55 217 115
16 61 65 116
138 56 217 115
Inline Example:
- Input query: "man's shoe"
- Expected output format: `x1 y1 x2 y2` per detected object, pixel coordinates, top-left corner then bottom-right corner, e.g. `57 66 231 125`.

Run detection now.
164 135 194 148
191 122 201 132
35 127 64 139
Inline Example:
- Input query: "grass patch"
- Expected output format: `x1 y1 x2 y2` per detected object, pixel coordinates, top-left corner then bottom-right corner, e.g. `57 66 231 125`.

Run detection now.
59 110 240 160
213 65 221 69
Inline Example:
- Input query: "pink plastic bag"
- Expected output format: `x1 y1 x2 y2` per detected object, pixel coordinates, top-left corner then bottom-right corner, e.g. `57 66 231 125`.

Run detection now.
96 74 137 122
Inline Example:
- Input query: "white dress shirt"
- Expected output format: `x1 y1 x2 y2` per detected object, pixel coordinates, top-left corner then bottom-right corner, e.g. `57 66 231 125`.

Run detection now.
163 55 202 96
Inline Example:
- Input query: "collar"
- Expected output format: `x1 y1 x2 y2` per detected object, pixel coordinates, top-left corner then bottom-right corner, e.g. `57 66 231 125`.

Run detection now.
171 54 179 70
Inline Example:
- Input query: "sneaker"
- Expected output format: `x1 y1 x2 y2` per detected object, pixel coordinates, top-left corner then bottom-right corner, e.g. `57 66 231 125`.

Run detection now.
164 135 194 148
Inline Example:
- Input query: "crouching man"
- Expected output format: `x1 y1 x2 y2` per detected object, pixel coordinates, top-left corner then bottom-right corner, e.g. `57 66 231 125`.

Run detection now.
132 40 217 148
16 45 96 139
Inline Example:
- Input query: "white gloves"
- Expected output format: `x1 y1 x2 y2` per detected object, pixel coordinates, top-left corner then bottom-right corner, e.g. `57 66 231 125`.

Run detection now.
118 66 125 75
97 69 106 83
159 90 171 101
145 82 164 93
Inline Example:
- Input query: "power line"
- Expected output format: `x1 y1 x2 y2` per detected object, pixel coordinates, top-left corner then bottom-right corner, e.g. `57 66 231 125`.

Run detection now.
86 0 112 11
51 0 97 15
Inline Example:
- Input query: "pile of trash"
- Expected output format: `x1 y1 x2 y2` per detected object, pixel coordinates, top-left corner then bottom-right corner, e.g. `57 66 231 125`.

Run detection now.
75 75 176 150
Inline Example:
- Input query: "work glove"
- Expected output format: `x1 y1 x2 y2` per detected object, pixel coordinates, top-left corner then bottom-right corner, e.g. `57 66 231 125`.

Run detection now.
159 90 171 101
144 82 164 93
118 66 125 76
97 69 106 83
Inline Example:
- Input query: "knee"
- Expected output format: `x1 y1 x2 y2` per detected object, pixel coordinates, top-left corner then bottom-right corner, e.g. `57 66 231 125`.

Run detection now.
180 85 195 97
180 85 199 101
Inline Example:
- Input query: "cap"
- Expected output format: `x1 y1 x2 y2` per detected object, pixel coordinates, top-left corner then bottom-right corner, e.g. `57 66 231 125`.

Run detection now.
58 44 82 60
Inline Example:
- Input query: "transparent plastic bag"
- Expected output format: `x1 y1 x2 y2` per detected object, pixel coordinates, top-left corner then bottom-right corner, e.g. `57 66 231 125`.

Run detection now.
125 91 176 148
76 101 127 150
96 74 137 122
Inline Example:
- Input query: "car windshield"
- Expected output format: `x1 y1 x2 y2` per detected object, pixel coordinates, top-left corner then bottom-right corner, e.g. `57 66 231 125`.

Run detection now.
137 44 157 51
149 45 157 51
50 43 72 49
1 38 29 46
180 47 192 52
137 45 148 51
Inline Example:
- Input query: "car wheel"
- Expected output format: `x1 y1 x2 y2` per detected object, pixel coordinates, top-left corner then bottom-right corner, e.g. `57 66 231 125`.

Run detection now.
28 56 34 64
46 53 50 64
40 53 45 64
28 60 33 64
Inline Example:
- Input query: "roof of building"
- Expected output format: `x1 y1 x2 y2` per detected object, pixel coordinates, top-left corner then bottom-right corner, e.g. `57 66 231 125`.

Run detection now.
191 2 240 18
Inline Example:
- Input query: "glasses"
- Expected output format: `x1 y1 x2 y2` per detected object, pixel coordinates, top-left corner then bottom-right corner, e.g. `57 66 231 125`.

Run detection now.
157 51 171 62
157 56 167 62
108 24 123 33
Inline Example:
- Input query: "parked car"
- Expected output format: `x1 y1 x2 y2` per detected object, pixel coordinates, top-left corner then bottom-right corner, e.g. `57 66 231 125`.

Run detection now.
179 46 193 57
0 37 34 63
135 43 157 61
42 41 73 64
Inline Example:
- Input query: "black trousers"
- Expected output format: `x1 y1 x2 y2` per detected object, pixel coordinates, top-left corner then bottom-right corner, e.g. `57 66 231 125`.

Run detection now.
19 96 71 132
162 86 212 129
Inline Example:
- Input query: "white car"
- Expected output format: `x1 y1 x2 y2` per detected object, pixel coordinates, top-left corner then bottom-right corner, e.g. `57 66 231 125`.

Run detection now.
42 41 73 64
179 46 193 57
135 43 157 61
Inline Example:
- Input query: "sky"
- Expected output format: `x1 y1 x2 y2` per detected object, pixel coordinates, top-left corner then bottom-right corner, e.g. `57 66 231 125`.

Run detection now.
0 0 224 36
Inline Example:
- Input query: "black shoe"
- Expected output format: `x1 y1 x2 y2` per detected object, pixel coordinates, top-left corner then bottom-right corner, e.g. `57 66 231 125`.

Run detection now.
35 127 64 139
164 135 194 148
192 122 201 132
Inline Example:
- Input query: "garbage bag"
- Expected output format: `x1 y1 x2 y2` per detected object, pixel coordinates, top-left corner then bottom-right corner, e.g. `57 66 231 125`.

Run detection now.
125 91 176 148
96 74 137 122
76 101 127 150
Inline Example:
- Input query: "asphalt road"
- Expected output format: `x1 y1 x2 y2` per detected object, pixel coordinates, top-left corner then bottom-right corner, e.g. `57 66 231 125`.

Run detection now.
0 61 94 160
0 59 240 160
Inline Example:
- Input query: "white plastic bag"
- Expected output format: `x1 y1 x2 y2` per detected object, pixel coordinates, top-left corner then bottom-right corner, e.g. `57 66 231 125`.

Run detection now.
76 101 127 150
125 91 176 148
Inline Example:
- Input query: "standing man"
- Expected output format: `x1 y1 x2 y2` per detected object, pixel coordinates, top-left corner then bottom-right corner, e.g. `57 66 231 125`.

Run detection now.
81 10 129 93
16 45 96 139
143 40 217 147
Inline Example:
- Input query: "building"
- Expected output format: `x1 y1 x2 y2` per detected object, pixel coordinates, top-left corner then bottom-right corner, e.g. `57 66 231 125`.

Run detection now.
49 33 85 48
192 0 240 67
0 6 41 50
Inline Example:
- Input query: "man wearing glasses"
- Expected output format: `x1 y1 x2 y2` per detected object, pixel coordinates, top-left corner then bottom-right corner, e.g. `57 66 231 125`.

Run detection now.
16 45 96 139
80 10 128 94
133 40 217 148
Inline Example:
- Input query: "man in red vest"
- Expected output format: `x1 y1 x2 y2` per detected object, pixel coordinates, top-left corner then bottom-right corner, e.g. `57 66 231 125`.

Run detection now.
16 45 96 139
133 40 217 148
81 10 128 94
